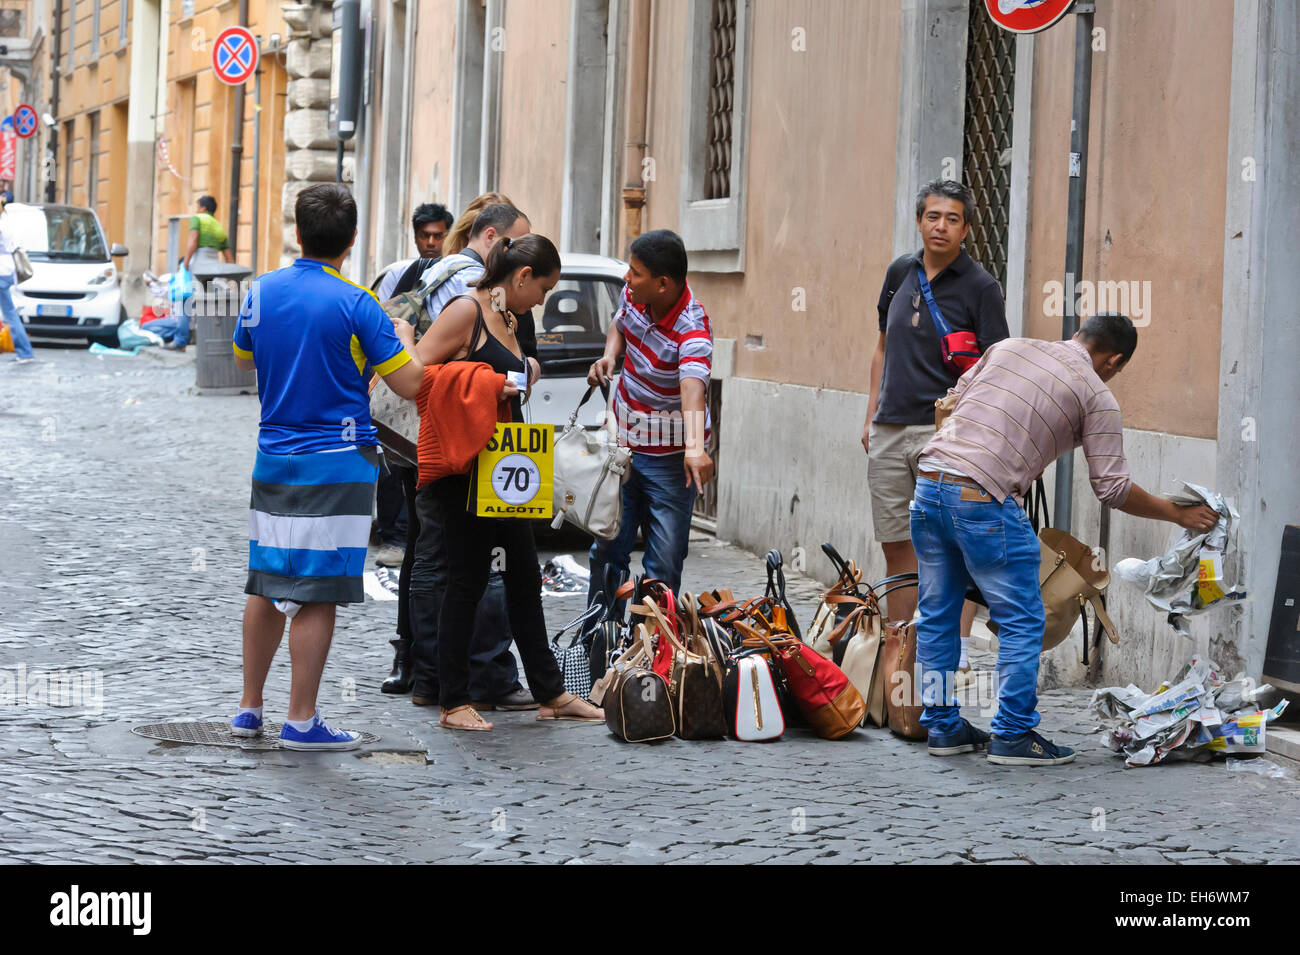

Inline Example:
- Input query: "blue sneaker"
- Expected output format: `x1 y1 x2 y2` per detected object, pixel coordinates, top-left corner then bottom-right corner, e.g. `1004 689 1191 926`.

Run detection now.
928 718 990 756
988 730 1076 766
278 711 362 751
230 710 263 738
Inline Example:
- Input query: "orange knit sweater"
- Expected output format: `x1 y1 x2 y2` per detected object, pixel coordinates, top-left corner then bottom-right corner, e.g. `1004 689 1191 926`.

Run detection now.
415 361 510 488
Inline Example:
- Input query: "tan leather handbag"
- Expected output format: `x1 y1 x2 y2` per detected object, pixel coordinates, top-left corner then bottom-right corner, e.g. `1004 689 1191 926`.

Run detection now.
882 621 926 740
1038 527 1118 660
835 610 887 727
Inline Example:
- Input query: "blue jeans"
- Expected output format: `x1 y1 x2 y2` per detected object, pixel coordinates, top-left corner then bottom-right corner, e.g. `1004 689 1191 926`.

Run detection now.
588 452 698 601
0 273 34 359
910 476 1044 738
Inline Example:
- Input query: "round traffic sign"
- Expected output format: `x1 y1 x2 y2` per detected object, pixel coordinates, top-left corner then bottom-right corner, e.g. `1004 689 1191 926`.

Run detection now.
212 26 259 86
984 0 1076 34
12 104 38 139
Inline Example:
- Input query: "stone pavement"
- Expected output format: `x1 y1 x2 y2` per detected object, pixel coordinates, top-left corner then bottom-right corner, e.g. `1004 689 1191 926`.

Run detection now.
1 345 1298 865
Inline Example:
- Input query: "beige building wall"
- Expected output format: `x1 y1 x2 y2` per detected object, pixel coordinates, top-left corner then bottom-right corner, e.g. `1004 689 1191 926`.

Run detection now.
495 0 569 239
150 0 287 274
1024 0 1232 440
54 0 133 242
404 0 456 227
638 0 902 394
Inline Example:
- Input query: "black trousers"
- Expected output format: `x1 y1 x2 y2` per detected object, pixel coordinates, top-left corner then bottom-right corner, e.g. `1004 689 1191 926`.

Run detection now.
375 462 409 546
408 477 522 700
428 473 565 711
396 464 419 642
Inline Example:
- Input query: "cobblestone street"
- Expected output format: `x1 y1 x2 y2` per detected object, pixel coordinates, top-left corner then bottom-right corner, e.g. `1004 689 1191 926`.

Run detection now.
1 346 1298 865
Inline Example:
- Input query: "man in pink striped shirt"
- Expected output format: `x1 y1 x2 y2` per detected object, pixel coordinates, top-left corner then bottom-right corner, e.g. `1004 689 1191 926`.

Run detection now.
912 313 1219 766
586 230 713 597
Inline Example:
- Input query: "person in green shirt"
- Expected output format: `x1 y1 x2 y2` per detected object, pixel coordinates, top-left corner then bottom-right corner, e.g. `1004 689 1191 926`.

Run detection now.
183 195 232 271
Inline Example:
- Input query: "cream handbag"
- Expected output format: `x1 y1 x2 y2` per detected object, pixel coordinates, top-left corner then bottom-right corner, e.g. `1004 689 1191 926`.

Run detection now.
550 383 631 541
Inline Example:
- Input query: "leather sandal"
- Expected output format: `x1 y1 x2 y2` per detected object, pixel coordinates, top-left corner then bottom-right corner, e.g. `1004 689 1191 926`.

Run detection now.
439 705 493 731
537 695 604 722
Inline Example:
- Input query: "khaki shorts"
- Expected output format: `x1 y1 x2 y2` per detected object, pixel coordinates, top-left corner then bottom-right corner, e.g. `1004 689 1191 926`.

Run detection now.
867 422 936 544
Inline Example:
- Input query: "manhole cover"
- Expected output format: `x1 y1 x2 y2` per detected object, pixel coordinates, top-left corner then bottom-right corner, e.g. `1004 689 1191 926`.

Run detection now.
131 720 380 751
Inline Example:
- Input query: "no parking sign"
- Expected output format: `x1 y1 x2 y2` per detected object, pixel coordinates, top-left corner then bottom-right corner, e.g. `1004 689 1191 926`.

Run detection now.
212 26 259 86
12 104 37 139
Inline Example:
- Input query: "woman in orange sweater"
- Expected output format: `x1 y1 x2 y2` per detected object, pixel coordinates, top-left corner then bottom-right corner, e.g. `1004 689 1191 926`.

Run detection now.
414 234 604 731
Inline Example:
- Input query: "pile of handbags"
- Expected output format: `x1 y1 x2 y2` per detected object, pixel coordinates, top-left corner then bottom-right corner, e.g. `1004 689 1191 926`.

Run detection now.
550 543 929 744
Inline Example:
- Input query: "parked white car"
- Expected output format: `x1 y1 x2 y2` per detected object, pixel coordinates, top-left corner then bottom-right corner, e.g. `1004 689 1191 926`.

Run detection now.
371 251 626 428
7 202 129 346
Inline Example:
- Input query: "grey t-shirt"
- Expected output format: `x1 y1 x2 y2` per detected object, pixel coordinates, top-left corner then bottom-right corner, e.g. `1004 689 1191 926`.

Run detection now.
874 249 1009 426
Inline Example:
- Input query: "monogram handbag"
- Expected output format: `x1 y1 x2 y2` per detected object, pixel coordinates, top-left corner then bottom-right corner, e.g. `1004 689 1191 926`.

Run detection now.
722 650 785 742
550 383 631 541
602 627 676 743
369 260 478 465
641 597 727 740
882 620 926 740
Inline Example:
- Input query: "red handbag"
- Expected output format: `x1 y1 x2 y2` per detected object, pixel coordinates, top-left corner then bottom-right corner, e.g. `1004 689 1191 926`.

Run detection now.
640 589 679 684
736 622 865 740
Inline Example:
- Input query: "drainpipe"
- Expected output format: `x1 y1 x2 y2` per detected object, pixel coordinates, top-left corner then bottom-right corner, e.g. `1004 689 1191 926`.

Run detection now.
621 0 650 246
47 0 62 203
228 0 249 256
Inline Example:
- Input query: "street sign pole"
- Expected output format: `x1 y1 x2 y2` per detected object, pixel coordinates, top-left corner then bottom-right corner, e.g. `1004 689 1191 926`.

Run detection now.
1052 1 1094 535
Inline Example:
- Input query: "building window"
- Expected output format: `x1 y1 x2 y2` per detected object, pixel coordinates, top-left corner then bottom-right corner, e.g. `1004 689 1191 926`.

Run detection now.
703 0 735 200
962 0 1016 291
678 0 751 272
87 112 100 209
119 0 128 43
91 0 101 57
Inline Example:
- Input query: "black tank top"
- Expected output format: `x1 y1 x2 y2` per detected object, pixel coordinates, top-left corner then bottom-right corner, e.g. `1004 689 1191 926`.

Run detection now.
453 294 525 422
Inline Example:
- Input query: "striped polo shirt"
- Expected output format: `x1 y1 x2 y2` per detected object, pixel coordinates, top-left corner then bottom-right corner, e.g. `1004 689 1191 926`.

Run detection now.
613 283 713 455
920 337 1133 507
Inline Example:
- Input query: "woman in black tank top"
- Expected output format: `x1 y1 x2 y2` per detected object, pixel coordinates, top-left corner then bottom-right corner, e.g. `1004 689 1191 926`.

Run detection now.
410 235 604 731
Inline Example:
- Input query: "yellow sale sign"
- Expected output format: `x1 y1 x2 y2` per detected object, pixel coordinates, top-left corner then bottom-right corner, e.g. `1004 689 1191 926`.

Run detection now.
472 423 554 519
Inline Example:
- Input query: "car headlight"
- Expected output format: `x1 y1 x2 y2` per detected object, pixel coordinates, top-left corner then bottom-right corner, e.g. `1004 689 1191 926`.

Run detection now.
88 267 115 286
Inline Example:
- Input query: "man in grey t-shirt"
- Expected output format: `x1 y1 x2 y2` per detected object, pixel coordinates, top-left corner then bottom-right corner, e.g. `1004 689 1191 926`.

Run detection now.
861 180 1008 670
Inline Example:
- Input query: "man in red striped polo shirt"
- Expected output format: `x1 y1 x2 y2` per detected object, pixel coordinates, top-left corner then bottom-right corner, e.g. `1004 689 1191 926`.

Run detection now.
586 230 713 597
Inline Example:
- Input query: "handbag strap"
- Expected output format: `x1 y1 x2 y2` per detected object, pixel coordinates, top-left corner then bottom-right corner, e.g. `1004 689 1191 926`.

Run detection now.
636 597 686 654
821 542 867 599
763 549 803 640
916 265 954 337
568 380 613 435
551 601 606 649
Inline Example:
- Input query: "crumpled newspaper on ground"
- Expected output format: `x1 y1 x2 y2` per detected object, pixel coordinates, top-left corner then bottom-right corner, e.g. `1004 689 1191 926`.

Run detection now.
1113 481 1247 636
1090 655 1288 767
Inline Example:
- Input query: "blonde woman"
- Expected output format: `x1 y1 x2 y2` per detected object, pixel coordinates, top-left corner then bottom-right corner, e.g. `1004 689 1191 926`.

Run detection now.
443 191 513 256
0 196 34 363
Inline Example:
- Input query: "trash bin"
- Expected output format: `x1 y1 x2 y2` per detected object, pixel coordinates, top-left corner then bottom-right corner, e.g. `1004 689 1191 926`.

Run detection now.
190 261 256 396
1263 524 1300 708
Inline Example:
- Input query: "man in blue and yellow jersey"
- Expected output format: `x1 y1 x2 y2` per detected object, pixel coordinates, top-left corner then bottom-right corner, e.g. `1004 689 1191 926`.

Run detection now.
229 183 425 751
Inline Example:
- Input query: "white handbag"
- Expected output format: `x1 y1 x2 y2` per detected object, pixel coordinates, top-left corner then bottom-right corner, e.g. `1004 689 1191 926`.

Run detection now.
724 653 785 742
549 383 632 541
